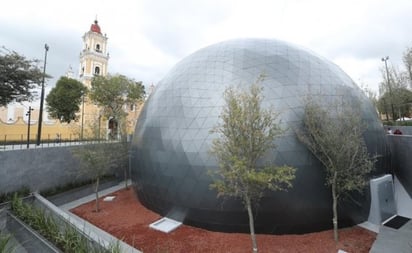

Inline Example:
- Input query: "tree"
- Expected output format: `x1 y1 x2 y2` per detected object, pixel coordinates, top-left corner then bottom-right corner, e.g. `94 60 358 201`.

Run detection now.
46 76 87 123
209 80 296 253
403 47 412 88
72 143 126 212
89 74 145 138
378 53 412 120
296 99 376 242
0 47 46 106
360 83 378 111
378 87 412 121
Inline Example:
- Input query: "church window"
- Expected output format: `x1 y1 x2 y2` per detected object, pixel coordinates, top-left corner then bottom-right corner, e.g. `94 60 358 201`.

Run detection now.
95 44 101 52
94 66 100 75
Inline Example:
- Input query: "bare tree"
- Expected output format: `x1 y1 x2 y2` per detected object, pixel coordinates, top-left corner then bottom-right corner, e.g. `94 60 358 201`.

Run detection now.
72 143 126 212
296 99 376 242
209 79 296 253
403 47 412 88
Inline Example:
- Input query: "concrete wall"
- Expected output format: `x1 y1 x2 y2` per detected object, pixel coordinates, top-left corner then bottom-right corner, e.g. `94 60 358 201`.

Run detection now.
2 132 412 201
0 143 123 194
388 134 412 198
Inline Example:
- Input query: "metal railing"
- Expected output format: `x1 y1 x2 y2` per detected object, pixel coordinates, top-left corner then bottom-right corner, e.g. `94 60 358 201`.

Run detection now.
0 133 130 151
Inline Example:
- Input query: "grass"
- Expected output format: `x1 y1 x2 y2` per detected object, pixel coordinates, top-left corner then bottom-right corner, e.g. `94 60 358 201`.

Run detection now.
0 232 15 253
10 194 121 253
0 187 30 204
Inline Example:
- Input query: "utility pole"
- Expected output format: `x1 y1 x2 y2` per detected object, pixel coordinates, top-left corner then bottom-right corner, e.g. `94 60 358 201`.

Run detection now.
26 106 34 149
81 90 85 140
37 44 49 145
382 56 396 121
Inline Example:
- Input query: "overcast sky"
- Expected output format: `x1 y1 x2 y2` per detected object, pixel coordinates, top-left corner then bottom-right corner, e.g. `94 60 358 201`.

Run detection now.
1 0 412 99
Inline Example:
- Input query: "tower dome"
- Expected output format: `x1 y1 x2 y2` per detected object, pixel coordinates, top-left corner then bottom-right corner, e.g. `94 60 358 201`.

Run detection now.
90 20 101 34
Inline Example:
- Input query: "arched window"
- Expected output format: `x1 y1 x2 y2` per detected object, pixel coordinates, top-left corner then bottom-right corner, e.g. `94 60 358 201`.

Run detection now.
94 66 100 75
108 118 118 139
95 44 101 52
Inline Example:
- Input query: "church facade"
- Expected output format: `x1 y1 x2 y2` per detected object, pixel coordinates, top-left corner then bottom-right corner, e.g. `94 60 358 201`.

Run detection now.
0 20 142 143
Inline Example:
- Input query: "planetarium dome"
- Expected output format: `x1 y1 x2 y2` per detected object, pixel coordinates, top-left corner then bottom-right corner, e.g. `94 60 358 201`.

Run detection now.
131 38 388 234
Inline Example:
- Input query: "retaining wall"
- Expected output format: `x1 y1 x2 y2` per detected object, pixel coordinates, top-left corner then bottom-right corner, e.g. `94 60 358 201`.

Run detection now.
0 143 123 194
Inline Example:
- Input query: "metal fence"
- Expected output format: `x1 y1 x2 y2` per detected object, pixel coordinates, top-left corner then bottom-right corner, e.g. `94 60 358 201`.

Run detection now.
0 133 130 151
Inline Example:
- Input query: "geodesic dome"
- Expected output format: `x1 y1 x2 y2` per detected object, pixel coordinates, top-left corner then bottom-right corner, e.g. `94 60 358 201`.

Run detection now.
131 38 388 234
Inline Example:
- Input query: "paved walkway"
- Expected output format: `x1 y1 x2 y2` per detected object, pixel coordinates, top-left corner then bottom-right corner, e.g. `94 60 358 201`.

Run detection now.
38 180 141 253
369 177 412 253
370 220 412 253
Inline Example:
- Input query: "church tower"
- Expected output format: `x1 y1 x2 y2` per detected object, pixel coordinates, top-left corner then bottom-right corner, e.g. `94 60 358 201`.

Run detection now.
79 20 109 87
78 20 110 139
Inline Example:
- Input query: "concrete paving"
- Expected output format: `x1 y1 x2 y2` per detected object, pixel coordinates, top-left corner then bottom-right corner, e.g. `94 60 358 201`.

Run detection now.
369 177 412 253
370 220 412 253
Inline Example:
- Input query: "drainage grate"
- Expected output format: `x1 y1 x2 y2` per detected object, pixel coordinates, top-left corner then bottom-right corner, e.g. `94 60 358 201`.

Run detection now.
383 215 410 229
149 217 182 233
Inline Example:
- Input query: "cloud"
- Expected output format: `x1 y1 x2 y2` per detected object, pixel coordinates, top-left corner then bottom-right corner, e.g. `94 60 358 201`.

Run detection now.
2 0 412 96
139 0 232 58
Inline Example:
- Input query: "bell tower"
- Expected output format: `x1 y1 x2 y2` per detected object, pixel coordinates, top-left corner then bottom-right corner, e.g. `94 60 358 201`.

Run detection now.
79 19 109 87
78 19 110 140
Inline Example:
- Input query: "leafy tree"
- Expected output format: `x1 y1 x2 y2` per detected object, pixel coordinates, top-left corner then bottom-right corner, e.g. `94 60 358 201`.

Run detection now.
72 143 127 212
378 87 412 121
378 53 412 120
46 76 87 123
296 99 376 242
89 74 145 138
209 80 296 253
0 47 46 106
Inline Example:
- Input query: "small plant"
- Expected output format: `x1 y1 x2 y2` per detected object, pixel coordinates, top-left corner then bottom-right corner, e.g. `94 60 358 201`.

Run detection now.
10 195 119 252
0 187 30 204
0 231 15 253
108 240 122 253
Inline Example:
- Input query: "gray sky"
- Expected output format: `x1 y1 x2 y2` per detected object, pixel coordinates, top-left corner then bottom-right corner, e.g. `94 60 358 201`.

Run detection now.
1 0 412 98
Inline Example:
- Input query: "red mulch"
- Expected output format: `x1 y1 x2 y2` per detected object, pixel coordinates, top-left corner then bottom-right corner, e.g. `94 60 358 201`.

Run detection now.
70 188 376 253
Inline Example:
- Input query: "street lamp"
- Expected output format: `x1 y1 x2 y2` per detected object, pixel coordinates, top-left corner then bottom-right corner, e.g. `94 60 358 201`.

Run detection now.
381 56 396 121
36 44 49 146
26 106 34 149
98 113 102 142
81 90 85 140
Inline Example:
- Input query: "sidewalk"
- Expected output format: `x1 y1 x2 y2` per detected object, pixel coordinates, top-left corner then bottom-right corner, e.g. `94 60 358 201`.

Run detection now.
53 180 141 253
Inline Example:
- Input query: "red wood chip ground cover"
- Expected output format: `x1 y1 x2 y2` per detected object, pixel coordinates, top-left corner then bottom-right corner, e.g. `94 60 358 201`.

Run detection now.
71 188 376 253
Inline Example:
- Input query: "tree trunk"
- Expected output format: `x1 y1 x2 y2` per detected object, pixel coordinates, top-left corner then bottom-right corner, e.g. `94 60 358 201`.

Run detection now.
94 177 100 212
332 171 338 242
246 196 258 253
124 167 129 189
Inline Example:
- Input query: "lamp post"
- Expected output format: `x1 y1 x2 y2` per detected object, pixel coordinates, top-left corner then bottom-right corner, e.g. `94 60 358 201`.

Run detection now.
26 106 34 149
36 44 49 146
98 114 102 142
381 56 396 121
81 90 85 140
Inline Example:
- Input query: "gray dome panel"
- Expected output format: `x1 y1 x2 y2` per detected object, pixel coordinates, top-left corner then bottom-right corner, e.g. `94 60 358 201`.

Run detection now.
131 38 388 234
